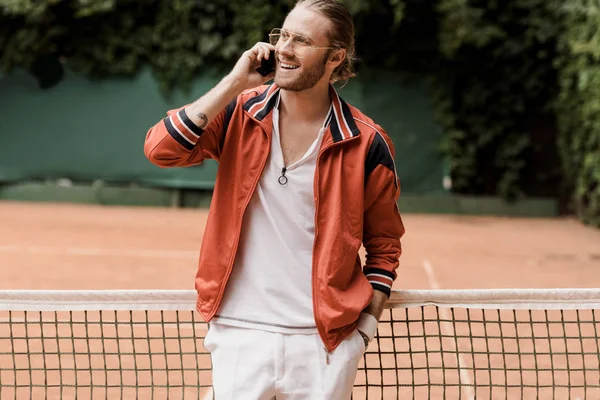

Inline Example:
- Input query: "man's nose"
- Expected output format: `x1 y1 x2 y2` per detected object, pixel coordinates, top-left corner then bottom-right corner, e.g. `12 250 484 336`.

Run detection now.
278 39 295 57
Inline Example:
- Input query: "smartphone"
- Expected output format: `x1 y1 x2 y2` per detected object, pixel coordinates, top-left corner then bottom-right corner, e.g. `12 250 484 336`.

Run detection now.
255 50 276 77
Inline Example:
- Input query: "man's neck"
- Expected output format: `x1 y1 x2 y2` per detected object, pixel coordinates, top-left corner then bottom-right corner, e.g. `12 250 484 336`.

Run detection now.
279 81 331 124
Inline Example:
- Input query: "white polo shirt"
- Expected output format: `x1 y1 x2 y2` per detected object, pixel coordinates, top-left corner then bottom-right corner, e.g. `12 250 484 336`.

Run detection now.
212 97 332 334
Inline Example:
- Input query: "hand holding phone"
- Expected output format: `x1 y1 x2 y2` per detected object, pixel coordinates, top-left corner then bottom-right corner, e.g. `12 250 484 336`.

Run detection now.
229 43 275 92
255 50 276 77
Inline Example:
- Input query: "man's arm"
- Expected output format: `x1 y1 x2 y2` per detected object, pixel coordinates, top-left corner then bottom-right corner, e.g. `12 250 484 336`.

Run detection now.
357 129 405 348
183 40 275 128
184 75 243 130
356 290 388 347
144 42 275 168
363 290 389 321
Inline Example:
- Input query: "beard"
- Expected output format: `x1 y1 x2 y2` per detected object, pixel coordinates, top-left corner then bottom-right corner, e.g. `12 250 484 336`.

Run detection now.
274 53 328 92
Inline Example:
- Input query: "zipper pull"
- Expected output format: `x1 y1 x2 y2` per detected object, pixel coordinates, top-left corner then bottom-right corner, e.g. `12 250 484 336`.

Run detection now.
323 346 329 364
278 167 288 185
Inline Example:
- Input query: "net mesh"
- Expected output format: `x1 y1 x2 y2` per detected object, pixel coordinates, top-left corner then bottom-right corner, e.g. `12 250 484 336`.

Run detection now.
0 289 599 400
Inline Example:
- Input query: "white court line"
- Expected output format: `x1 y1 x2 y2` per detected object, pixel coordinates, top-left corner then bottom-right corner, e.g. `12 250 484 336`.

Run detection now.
422 259 441 290
0 245 198 259
422 259 475 400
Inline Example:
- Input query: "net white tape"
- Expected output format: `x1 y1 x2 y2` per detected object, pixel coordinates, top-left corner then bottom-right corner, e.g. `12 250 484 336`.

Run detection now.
0 289 599 399
0 288 598 311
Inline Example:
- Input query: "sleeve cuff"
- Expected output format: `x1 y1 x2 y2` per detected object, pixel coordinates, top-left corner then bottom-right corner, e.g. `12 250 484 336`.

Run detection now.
357 312 379 341
364 267 394 297
163 108 204 151
370 282 391 297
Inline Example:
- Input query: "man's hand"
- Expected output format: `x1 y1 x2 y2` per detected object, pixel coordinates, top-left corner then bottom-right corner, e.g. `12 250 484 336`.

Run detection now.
184 42 276 128
227 42 276 92
357 290 389 349
363 290 389 321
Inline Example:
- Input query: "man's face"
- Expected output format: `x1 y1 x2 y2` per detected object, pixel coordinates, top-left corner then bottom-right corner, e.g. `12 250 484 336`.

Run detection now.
273 6 332 92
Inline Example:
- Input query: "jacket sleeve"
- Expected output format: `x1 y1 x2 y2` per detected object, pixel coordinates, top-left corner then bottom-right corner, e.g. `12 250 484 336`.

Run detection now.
362 128 405 297
144 98 237 167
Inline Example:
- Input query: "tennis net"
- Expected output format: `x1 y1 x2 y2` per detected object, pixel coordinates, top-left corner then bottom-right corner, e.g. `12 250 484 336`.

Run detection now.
0 289 599 399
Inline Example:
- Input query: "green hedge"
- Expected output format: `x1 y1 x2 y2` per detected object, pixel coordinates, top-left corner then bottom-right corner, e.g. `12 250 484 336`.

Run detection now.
433 0 562 200
555 1 600 227
0 0 294 93
0 0 598 226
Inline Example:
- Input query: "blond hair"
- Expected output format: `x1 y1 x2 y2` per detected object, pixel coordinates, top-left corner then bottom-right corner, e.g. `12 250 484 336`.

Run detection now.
294 0 358 83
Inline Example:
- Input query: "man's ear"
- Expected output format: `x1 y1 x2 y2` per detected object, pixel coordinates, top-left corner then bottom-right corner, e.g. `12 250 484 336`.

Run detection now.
328 48 346 69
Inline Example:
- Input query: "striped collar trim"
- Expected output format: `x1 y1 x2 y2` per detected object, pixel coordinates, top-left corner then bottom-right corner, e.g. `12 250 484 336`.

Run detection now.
328 85 360 142
243 83 360 142
243 84 281 121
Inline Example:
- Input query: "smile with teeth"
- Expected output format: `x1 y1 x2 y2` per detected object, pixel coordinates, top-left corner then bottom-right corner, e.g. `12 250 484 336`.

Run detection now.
280 62 300 70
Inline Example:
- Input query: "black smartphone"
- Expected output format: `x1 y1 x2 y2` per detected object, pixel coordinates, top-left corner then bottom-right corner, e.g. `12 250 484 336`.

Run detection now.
255 50 276 77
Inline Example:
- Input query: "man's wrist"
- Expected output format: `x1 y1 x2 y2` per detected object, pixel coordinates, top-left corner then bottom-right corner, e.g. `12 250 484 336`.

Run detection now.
358 330 370 348
222 73 246 95
357 312 379 343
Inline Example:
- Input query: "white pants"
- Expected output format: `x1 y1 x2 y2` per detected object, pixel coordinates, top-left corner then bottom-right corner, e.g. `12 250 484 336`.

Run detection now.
203 323 365 400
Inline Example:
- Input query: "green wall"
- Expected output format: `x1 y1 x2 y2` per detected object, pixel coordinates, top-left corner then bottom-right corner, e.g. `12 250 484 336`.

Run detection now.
0 67 446 194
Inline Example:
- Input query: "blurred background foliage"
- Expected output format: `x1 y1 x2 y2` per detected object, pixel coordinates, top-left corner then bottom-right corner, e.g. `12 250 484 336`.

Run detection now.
0 0 598 227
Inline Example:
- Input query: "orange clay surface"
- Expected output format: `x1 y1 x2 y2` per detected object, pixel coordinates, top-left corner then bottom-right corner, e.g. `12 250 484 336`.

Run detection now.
0 200 599 400
0 200 598 291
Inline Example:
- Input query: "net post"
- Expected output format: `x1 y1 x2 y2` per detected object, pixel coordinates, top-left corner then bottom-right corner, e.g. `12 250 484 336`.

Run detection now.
99 310 109 400
560 310 571 398
527 309 540 400
38 310 48 400
68 311 78 399
24 311 34 400
406 307 415 400
84 311 94 399
512 309 524 399
144 310 155 400
128 310 139 399
53 311 64 399
418 306 430 400
435 307 447 399
575 310 587 398
176 311 185 399
544 310 556 400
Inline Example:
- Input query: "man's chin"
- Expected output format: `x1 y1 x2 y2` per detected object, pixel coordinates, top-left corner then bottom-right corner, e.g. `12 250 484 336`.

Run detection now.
274 77 316 92
274 76 296 91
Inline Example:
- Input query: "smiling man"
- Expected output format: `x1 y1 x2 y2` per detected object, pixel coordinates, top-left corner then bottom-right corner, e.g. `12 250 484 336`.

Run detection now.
144 0 405 398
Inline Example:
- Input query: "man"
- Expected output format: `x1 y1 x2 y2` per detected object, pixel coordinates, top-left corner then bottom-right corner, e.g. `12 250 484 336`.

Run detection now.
144 0 405 398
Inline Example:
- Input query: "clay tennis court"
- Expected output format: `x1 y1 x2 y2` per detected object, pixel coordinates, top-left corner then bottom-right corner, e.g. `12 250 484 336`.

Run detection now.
0 200 599 399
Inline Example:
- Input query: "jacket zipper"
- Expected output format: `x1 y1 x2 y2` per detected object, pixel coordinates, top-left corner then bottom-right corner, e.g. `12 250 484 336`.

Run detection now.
207 121 272 320
312 135 360 360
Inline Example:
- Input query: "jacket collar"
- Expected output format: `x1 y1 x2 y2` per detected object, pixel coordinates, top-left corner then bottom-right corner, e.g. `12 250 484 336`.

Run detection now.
243 83 360 143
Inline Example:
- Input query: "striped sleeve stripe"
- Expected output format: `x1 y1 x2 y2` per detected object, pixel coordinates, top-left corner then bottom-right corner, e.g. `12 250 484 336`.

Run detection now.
177 109 203 137
163 116 195 151
371 282 392 297
366 273 395 283
368 277 392 288
364 267 395 297
367 275 393 288
364 267 395 280
169 113 198 144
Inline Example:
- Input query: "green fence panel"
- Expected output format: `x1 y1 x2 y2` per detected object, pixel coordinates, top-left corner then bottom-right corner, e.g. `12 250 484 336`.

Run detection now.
0 67 445 193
